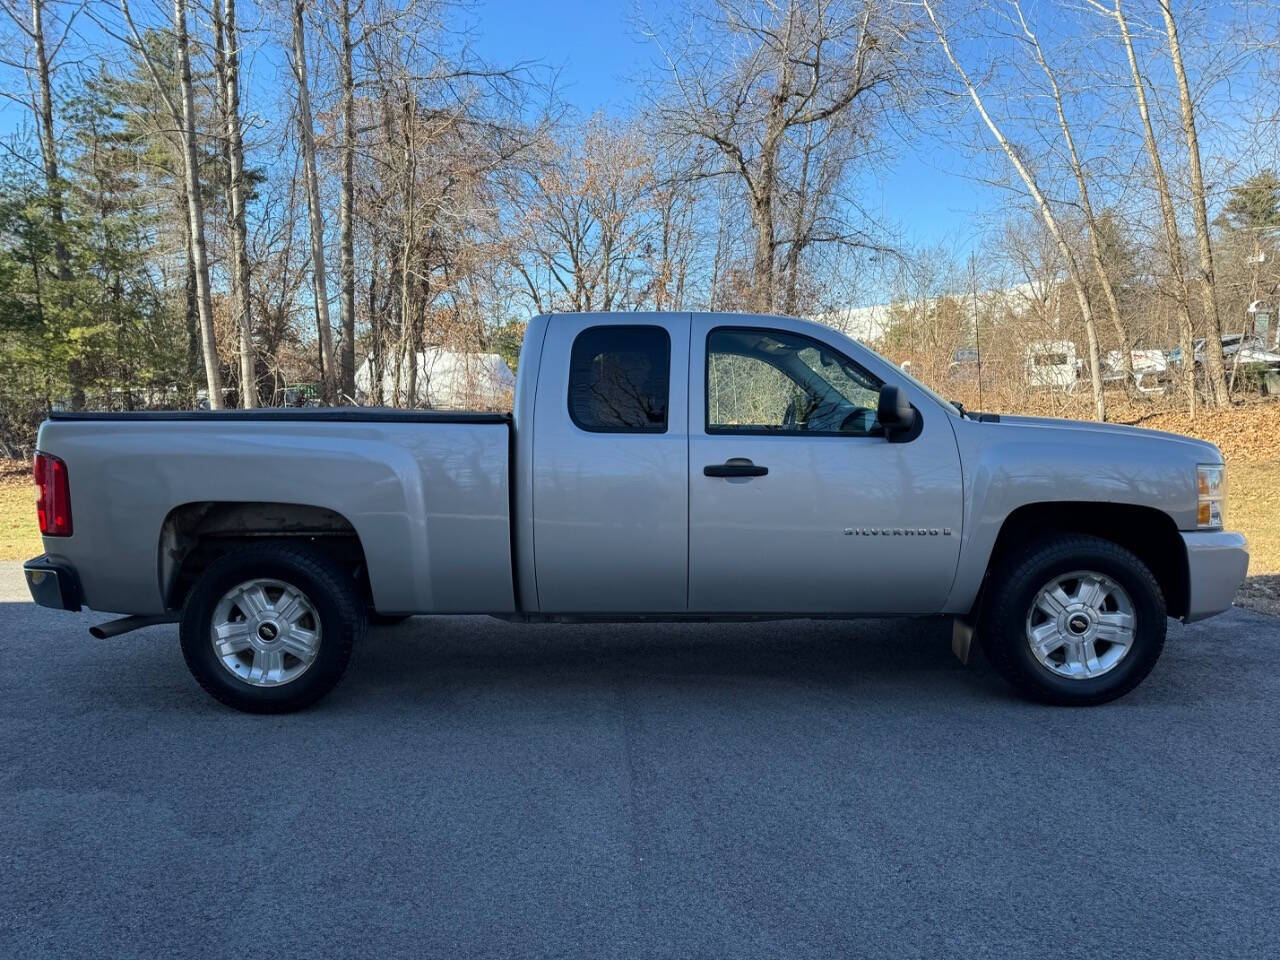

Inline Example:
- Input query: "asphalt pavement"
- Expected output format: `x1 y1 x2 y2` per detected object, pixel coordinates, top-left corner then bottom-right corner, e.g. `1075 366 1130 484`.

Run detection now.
2 563 1277 959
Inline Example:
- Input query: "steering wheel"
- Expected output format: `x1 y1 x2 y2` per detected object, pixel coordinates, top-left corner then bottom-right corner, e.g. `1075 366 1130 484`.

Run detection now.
839 408 875 433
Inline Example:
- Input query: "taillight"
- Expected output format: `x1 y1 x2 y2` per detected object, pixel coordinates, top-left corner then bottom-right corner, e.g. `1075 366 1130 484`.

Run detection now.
34 452 73 536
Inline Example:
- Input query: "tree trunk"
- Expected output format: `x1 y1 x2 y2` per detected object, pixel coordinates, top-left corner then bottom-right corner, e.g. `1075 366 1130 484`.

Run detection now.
924 0 1105 420
292 0 338 403
393 92 417 407
213 0 257 407
174 0 225 408
370 232 382 403
395 226 414 406
750 106 785 312
1157 0 1229 406
1111 0 1197 415
29 0 83 409
180 192 201 390
1013 1 1134 392
338 0 357 401
783 127 816 316
751 192 775 312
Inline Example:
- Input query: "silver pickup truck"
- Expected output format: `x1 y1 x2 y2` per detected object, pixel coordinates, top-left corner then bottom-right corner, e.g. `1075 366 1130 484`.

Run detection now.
25 311 1249 712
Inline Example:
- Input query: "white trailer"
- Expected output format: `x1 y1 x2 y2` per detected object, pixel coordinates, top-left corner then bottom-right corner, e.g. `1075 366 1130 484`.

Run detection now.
1025 340 1078 391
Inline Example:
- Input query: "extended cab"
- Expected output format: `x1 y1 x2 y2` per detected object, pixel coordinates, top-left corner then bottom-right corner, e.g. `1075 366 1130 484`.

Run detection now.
25 312 1249 711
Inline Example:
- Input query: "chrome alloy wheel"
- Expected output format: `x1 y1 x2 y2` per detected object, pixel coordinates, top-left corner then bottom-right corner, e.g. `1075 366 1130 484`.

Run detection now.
210 579 322 687
1025 570 1136 680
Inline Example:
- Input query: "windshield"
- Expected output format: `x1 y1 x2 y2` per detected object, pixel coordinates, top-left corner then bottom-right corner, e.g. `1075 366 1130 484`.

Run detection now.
857 340 960 416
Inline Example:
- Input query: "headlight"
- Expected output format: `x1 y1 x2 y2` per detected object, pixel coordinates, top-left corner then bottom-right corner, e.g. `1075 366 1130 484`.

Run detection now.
1197 463 1226 528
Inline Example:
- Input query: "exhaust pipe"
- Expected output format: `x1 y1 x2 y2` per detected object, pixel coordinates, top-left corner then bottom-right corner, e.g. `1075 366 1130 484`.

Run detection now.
89 614 179 639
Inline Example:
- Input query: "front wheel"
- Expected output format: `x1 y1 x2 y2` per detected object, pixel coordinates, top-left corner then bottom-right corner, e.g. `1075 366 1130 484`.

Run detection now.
979 534 1166 706
180 543 365 713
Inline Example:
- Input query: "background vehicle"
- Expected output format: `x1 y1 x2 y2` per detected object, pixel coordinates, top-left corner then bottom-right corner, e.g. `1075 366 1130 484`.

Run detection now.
1024 340 1079 391
947 346 981 381
1169 335 1280 387
1102 349 1171 396
25 312 1248 712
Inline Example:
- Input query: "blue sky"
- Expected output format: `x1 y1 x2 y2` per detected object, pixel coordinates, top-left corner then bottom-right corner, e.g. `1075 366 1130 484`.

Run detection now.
467 0 1001 257
3 0 1261 269
0 0 1027 271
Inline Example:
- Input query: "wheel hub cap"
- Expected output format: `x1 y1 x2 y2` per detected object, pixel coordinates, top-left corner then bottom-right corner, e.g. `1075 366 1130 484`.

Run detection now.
210 579 322 687
1025 570 1136 680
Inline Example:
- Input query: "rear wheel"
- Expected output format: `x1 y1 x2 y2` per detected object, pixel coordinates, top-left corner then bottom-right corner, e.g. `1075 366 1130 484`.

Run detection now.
180 543 365 713
980 534 1166 705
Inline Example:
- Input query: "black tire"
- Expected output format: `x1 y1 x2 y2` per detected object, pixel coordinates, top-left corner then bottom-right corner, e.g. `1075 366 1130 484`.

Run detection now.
979 534 1166 706
180 542 365 713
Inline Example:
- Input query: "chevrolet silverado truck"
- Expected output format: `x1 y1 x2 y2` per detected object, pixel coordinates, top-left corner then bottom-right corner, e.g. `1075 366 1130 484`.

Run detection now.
24 312 1249 712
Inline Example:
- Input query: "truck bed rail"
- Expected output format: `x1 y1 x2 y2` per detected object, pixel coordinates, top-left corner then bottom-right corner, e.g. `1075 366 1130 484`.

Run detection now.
48 408 512 425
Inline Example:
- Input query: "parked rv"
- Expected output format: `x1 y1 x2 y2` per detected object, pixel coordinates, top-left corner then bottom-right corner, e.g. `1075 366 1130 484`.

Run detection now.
1024 341 1078 391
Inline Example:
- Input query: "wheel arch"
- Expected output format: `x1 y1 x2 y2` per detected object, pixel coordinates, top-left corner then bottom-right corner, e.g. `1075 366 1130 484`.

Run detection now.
159 501 372 611
979 501 1189 620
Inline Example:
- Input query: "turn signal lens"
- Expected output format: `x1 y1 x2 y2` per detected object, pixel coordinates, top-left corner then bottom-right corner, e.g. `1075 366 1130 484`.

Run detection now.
1196 464 1225 529
34 452 73 537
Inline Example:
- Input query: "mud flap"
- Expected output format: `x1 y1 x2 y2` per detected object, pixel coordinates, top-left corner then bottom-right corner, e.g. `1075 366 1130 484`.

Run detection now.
952 617 976 666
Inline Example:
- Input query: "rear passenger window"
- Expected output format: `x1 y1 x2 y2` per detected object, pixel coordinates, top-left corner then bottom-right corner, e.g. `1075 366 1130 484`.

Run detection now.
568 325 670 432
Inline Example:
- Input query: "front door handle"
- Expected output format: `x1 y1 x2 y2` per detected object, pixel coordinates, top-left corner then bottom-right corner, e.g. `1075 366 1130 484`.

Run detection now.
703 458 768 478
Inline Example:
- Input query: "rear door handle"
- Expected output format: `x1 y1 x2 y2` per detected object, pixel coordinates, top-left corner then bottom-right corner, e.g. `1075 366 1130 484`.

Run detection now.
703 458 768 478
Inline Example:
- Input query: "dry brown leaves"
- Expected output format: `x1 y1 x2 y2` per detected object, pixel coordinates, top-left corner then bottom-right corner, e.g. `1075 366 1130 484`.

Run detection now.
0 459 30 487
953 390 1280 465
1122 400 1280 465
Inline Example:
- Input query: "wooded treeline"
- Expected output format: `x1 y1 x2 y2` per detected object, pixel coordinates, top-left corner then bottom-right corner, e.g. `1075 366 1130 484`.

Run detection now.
1 0 1278 447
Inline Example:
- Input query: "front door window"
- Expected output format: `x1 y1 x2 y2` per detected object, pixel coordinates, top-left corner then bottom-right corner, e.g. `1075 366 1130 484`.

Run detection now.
706 327 883 435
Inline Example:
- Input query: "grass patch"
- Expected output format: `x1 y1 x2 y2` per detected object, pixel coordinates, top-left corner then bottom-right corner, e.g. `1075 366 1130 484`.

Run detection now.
0 462 40 563
1230 461 1280 618
1230 462 1280 576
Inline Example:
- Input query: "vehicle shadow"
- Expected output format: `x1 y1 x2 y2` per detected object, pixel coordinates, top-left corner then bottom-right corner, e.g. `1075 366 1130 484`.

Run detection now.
8 600 1270 719
6 602 1017 711
342 614 1007 702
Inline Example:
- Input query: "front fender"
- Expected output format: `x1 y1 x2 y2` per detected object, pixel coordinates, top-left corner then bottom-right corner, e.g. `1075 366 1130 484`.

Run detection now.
943 420 1205 614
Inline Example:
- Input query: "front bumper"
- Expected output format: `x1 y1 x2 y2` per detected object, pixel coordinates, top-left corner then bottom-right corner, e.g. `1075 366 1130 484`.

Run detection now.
1181 531 1249 621
24 555 82 611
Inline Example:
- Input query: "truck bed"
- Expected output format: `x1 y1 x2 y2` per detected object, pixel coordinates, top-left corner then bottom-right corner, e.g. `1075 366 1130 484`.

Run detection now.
35 410 515 616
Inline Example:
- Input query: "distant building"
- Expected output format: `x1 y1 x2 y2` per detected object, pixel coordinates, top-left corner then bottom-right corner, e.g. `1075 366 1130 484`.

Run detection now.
354 349 515 409
810 280 1056 345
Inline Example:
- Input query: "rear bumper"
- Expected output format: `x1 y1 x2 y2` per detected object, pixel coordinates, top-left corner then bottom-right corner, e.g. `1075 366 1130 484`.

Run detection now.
1181 531 1249 622
23 555 82 611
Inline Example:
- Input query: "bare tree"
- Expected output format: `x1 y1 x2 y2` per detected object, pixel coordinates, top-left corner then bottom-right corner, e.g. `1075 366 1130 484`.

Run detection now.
212 0 257 406
922 0 1106 420
646 140 701 311
121 0 226 408
391 84 417 406
650 0 905 311
511 117 656 313
1087 0 1197 414
1011 0 1134 393
289 0 337 403
336 0 358 401
1157 0 1229 406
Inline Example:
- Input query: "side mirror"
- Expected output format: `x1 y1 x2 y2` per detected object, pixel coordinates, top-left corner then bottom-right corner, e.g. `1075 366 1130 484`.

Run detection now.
876 385 918 442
